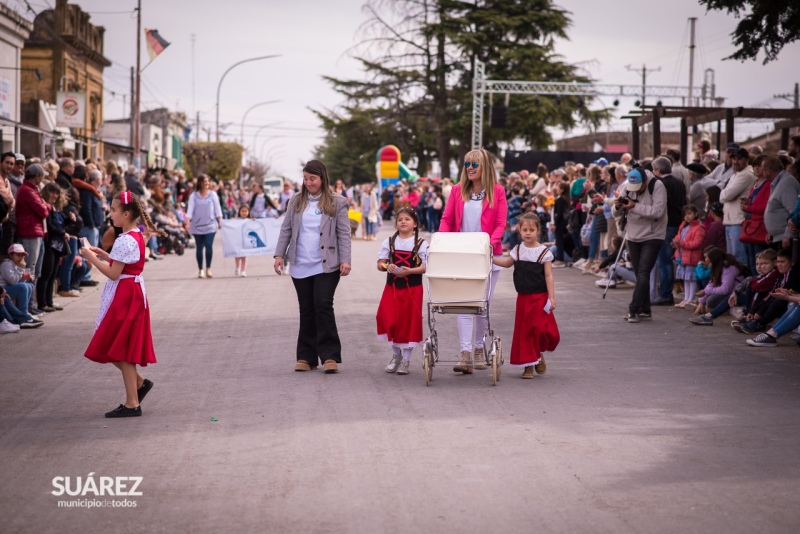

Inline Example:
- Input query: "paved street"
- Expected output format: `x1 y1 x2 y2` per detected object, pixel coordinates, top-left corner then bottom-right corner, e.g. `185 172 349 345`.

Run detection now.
2 227 800 533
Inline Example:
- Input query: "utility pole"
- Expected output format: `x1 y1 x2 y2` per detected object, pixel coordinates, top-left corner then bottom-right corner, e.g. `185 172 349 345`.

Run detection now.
191 33 196 119
196 111 200 142
129 66 135 149
133 0 142 169
688 17 697 107
774 82 799 109
626 64 661 107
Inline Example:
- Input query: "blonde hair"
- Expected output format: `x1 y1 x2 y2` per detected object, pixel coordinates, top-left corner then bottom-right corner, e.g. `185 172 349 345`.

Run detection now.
459 147 497 207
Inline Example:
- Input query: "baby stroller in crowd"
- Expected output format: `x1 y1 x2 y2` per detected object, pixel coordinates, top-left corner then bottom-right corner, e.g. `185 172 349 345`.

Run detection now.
422 232 503 386
156 224 187 256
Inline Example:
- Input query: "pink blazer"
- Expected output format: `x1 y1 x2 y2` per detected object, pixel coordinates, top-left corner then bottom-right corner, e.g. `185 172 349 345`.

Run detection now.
439 183 508 255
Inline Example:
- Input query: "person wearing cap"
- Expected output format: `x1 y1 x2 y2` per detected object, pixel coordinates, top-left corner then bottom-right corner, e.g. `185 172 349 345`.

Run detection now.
687 163 710 220
612 167 667 323
702 142 739 190
719 148 756 265
0 243 36 313
14 164 50 282
704 201 726 250
763 156 800 250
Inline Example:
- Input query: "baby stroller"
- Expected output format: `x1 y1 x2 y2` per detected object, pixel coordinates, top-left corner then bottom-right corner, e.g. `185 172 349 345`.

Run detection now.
422 232 503 386
156 222 187 256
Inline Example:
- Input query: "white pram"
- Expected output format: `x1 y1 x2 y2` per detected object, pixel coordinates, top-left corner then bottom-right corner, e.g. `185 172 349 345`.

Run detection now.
421 232 503 386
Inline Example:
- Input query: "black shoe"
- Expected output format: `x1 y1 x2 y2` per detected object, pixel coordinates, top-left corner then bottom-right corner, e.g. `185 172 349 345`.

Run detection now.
79 280 99 287
105 404 142 418
29 306 45 315
652 297 675 306
137 379 154 402
740 320 765 334
20 319 44 329
638 312 652 320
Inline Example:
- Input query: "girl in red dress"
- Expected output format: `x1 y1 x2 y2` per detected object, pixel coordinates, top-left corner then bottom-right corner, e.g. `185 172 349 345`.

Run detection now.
80 191 164 418
376 208 428 375
493 213 560 379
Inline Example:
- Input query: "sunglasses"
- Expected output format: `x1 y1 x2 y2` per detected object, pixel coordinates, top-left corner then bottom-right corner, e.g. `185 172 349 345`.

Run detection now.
464 161 479 169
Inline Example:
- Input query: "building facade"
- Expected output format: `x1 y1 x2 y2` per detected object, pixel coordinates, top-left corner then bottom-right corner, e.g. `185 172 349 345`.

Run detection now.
20 0 110 159
0 3 32 153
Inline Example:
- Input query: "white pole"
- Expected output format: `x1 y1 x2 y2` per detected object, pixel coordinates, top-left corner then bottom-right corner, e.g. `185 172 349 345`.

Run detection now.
688 17 697 107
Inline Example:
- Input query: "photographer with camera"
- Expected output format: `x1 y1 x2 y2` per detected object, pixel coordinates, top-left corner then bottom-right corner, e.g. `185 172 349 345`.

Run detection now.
612 165 668 323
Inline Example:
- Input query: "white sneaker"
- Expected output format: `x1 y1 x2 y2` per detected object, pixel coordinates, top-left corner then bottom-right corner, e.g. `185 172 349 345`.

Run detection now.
573 258 587 268
385 354 402 373
234 268 240 277
240 271 247 277
0 319 20 334
595 278 616 288
397 360 410 375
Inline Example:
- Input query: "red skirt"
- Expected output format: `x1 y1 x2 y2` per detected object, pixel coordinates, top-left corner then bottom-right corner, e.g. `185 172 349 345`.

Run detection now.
376 283 423 347
85 278 157 367
510 292 560 367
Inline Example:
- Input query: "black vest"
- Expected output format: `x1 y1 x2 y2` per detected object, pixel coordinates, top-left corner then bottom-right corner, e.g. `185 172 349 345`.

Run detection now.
386 236 423 289
513 245 550 294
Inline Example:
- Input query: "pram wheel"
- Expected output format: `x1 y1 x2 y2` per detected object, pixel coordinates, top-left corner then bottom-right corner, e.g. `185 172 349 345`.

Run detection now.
491 340 502 385
423 339 434 386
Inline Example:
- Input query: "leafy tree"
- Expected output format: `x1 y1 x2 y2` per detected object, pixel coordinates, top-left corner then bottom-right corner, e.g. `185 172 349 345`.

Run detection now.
316 0 607 178
183 142 243 182
699 0 800 63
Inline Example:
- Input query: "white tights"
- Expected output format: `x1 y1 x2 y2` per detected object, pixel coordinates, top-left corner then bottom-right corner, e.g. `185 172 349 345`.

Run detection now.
684 280 697 302
458 271 500 352
391 346 414 361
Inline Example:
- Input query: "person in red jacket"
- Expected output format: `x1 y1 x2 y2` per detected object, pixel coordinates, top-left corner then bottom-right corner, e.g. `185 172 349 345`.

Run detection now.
672 204 707 307
15 164 50 280
739 154 771 275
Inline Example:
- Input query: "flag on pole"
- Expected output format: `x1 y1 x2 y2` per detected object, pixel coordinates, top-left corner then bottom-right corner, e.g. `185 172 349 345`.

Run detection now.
145 29 170 61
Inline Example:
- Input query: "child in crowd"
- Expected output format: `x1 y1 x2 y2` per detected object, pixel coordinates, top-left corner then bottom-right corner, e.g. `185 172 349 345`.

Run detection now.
376 207 429 375
735 248 800 334
0 244 35 313
690 249 778 326
593 236 624 287
234 204 251 277
673 204 707 308
493 213 560 379
80 192 163 418
693 248 746 316
703 201 726 251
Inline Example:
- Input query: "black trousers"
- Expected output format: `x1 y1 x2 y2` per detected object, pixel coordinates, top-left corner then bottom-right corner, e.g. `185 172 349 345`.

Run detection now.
291 271 342 365
627 238 662 315
36 246 59 308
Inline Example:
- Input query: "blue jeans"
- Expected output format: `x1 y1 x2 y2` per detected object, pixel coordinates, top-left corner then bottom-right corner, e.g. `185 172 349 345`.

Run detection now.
79 227 99 281
58 237 79 291
657 226 679 300
588 216 600 260
4 282 33 311
771 303 800 337
193 233 216 270
364 219 375 236
0 296 33 324
20 237 44 280
725 225 747 265
744 242 767 275
427 207 441 232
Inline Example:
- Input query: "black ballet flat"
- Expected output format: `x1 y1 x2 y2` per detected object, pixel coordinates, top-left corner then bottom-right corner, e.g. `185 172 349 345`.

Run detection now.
137 379 154 402
105 404 142 418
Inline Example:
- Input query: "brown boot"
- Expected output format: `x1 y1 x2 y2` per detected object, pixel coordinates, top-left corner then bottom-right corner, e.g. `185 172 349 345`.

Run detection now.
473 347 487 370
323 359 339 374
521 366 534 379
535 356 547 375
453 351 473 374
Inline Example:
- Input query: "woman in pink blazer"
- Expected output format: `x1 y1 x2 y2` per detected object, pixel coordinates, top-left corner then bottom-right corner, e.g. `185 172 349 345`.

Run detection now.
439 147 508 374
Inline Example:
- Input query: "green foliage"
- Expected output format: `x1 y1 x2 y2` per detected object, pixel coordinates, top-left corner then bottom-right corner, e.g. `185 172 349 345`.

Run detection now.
182 142 243 182
315 0 608 179
699 0 800 63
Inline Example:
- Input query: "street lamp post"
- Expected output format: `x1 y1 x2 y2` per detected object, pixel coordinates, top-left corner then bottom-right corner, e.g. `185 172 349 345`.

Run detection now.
240 100 281 145
215 54 281 142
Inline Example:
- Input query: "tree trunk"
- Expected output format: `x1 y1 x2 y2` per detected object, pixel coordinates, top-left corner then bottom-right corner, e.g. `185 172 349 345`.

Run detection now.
433 15 451 178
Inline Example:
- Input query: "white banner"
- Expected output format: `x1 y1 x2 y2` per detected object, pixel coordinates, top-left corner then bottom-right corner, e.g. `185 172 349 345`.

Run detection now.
220 217 284 258
56 91 86 128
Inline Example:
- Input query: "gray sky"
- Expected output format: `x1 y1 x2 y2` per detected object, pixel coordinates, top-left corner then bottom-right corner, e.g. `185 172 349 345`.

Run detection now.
12 0 800 174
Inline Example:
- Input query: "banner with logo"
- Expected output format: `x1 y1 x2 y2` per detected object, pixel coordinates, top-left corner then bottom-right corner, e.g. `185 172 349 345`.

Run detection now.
56 92 86 128
220 217 284 258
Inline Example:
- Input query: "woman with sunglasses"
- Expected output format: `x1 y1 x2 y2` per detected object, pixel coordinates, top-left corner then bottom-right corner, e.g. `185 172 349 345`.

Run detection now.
439 148 508 374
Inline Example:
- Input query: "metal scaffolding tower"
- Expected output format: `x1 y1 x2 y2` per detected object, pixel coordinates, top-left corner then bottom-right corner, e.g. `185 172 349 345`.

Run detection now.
471 60 706 149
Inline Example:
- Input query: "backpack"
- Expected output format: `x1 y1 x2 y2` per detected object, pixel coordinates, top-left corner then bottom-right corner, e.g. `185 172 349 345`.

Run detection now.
580 215 593 246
